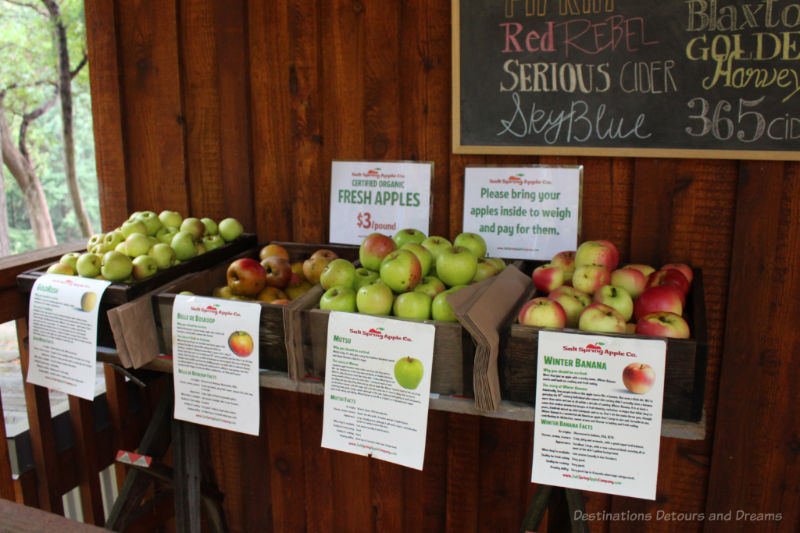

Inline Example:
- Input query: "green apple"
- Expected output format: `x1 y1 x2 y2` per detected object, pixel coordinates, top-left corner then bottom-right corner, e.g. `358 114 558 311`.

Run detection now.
431 286 465 322
101 251 134 282
132 255 159 280
134 211 162 236
319 287 357 312
356 280 394 316
171 230 198 261
201 217 218 236
394 356 424 390
148 242 177 270
194 242 207 255
393 291 432 321
436 246 478 287
202 234 225 252
218 217 244 242
59 252 81 271
578 302 626 333
158 210 183 229
413 275 446 299
400 242 433 278
120 219 147 238
125 233 153 257
115 241 129 255
593 284 634 322
102 230 125 252
86 233 104 252
379 249 422 293
353 268 380 292
420 236 452 272
180 217 206 241
156 226 180 244
76 252 102 278
392 228 426 248
472 257 499 283
320 258 357 290
484 257 506 273
47 262 74 276
453 232 487 258
127 211 142 221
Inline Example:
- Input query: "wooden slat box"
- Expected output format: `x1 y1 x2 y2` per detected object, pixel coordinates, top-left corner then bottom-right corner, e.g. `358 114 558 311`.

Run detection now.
155 242 358 373
499 268 708 422
16 234 258 349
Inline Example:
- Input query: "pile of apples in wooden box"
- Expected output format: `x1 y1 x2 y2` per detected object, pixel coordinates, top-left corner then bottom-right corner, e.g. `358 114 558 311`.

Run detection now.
519 240 694 338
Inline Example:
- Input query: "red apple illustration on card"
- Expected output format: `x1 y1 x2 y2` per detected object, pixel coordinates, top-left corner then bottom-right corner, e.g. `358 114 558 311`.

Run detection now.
622 363 655 394
228 331 254 357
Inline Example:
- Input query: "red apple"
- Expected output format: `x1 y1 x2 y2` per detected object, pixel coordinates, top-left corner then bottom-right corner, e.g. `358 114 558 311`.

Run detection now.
647 268 690 303
661 263 693 284
634 286 684 321
548 285 591 328
228 331 254 357
635 312 691 339
359 233 396 271
227 258 267 297
518 297 567 329
622 363 656 394
578 303 626 333
551 250 576 282
532 263 565 294
260 256 293 288
575 240 618 271
623 263 656 278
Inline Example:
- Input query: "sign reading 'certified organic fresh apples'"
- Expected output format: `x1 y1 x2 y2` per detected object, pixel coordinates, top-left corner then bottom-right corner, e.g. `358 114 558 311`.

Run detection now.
462 166 581 260
329 161 432 246
321 312 435 470
172 295 261 436
531 331 666 500
27 274 111 400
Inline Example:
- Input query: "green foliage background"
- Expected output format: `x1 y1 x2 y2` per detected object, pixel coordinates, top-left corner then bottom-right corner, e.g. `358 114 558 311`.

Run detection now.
1 0 100 254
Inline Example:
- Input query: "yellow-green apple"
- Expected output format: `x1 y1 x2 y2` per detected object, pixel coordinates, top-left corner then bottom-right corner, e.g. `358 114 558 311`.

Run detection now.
420 236 452 268
158 210 183 229
285 280 313 300
413 276 446 299
87 233 104 252
47 262 74 275
227 258 267 297
228 331 254 357
518 297 567 329
134 211 162 235
180 217 206 241
436 246 478 287
635 311 691 339
114 242 129 255
261 256 292 288
201 217 218 236
393 291 432 320
472 258 499 283
394 357 424 389
202 234 225 251
400 242 433 278
393 228 426 248
102 230 125 252
319 287 357 312
259 243 290 261
127 211 142 221
532 263 565 294
101 251 134 282
431 286 464 322
218 217 244 242
623 263 656 278
59 252 81 271
359 233 396 271
76 252 102 278
578 302 626 333
353 267 380 291
610 267 647 299
572 265 611 294
320 258 357 290
194 242 206 256
120 219 147 238
380 249 422 292
634 286 684 321
213 285 234 299
171 231 198 261
125 233 153 257
256 286 288 302
132 255 159 280
646 268 690 302
356 280 394 315
622 363 656 394
661 263 693 284
548 285 591 328
551 250 576 282
310 249 339 261
593 284 634 322
156 226 180 244
485 257 506 272
453 232 487 258
575 240 618 270
290 261 304 277
148 242 177 270
302 255 333 285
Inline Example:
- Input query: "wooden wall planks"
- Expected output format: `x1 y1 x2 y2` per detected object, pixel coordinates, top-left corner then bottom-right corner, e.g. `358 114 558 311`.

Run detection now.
83 1 799 531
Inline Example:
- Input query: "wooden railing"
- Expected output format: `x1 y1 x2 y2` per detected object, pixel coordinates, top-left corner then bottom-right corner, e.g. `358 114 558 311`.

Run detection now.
0 243 163 527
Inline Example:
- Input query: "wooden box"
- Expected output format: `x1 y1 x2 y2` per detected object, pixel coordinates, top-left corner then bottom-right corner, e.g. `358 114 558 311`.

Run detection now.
499 269 708 422
155 242 359 373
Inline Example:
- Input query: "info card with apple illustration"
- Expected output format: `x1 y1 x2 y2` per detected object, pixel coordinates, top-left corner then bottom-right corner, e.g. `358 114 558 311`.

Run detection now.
531 330 666 500
321 311 435 470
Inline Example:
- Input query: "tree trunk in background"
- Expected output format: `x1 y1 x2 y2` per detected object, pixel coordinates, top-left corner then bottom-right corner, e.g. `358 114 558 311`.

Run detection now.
0 122 10 256
42 0 93 237
0 103 57 249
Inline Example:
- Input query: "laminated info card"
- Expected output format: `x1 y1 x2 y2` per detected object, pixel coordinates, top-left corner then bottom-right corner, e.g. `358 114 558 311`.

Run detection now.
321 312 436 470
329 161 432 245
531 331 667 500
462 166 581 260
27 274 111 400
172 295 261 436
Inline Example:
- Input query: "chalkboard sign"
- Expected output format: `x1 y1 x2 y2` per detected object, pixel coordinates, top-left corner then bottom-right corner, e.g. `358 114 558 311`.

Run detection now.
453 0 800 160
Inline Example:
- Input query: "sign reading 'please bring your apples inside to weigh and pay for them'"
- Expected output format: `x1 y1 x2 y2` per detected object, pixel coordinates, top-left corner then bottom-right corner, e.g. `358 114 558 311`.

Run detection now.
462 165 581 261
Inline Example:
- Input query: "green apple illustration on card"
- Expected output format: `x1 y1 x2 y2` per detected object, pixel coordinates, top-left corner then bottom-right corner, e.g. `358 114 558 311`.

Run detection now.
394 356 424 390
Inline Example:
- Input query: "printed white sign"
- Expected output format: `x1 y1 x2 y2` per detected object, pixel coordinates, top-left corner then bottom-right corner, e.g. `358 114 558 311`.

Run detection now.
27 274 111 400
329 161 432 245
172 295 261 436
462 166 581 260
321 312 436 470
531 331 666 500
